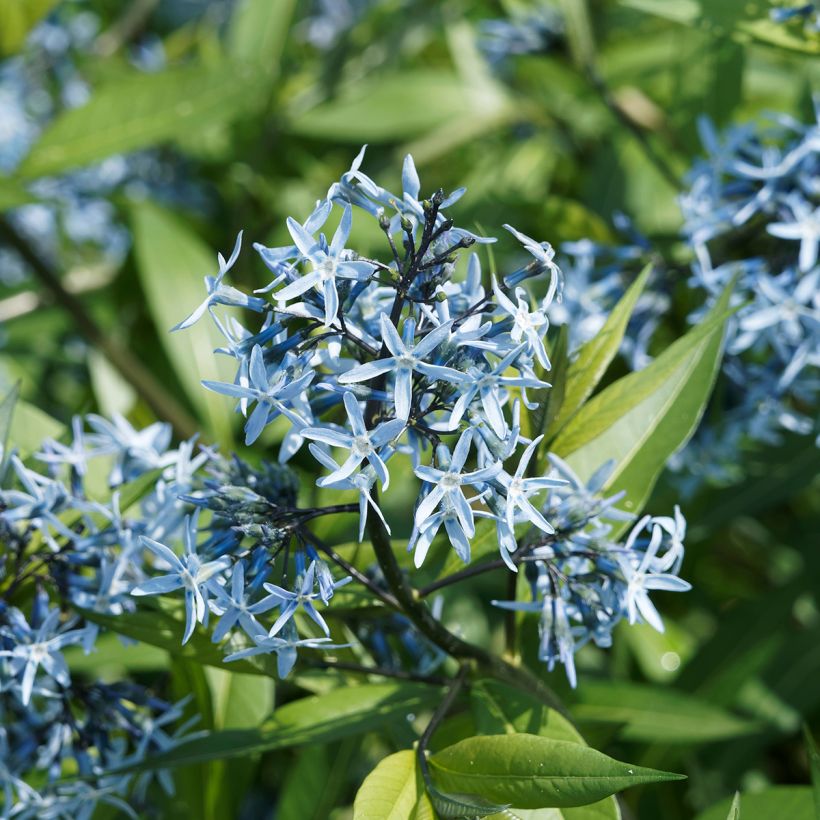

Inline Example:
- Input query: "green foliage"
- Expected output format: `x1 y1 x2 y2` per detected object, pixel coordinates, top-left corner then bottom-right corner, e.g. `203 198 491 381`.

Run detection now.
428 734 683 808
353 751 435 820
130 200 235 444
0 0 58 55
696 787 816 820
117 682 440 773
552 282 733 523
18 62 261 179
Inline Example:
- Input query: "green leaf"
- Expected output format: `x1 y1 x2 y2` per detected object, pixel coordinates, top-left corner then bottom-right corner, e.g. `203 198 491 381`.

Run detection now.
205 667 274 730
571 681 759 743
695 788 815 820
130 200 236 444
0 0 58 56
428 734 684 809
114 681 440 773
19 62 259 178
0 180 34 212
80 597 276 678
728 792 741 820
804 727 820 820
471 680 582 743
545 265 652 442
353 750 435 820
470 681 620 820
289 71 509 143
7 397 64 458
0 382 19 478
552 283 733 524
227 0 296 77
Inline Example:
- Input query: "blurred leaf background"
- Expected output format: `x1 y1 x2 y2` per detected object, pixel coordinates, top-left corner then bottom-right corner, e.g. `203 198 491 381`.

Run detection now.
0 0 818 817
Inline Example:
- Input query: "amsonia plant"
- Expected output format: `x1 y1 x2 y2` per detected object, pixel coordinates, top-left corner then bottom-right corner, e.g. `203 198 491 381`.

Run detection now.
0 150 733 817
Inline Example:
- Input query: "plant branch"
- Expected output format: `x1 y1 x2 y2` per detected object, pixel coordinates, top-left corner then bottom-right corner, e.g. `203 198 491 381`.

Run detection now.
417 664 469 783
0 216 199 439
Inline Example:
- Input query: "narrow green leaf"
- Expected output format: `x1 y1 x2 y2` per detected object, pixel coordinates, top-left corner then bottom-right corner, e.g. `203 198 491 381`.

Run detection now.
227 0 296 76
804 727 820 820
429 734 684 809
546 264 652 441
289 71 509 143
353 750 435 820
0 180 34 212
695 787 815 820
206 667 275 730
114 682 440 773
80 597 276 677
130 199 235 444
7 397 64 458
728 792 741 820
571 681 759 743
19 62 259 178
0 382 19 478
0 0 58 56
552 283 733 524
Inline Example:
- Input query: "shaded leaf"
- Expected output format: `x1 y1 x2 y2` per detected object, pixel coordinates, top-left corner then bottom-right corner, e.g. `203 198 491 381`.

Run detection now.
571 681 759 743
695 787 815 820
114 682 440 773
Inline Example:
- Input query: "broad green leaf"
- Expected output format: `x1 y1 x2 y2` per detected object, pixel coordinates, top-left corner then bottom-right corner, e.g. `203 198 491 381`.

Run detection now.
19 62 259 178
130 200 235 444
80 597 276 677
353 750 434 820
695 788 815 820
429 734 684 809
227 0 296 77
571 681 759 743
88 350 136 418
471 681 620 820
552 284 733 524
0 0 58 56
289 71 509 143
545 265 652 442
115 681 440 773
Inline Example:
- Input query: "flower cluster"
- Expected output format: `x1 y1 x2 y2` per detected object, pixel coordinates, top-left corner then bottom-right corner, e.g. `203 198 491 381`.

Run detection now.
478 4 564 64
0 415 211 816
493 456 689 686
1 152 694 812
674 109 820 483
167 147 689 683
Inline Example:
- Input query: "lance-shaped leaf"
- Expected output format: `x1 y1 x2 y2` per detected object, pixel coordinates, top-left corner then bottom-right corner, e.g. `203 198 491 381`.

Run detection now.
428 734 684 809
19 62 259 178
552 280 734 527
112 682 441 774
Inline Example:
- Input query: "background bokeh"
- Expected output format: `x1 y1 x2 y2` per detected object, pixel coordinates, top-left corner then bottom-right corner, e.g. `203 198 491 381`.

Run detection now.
1 1 818 817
